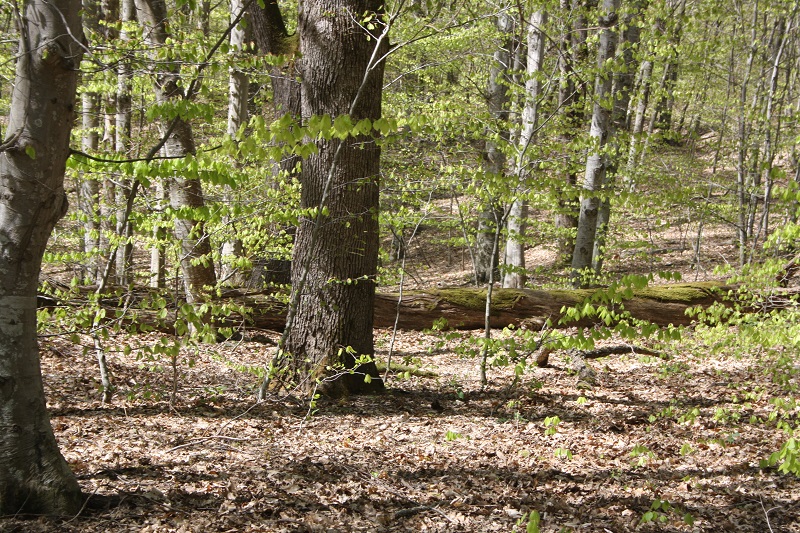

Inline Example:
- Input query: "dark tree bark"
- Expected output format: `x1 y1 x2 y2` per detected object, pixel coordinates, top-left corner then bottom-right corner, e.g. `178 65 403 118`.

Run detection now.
0 0 83 514
281 0 389 396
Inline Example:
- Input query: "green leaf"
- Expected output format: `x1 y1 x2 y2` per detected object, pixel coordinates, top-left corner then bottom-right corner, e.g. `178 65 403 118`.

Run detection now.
24 145 36 159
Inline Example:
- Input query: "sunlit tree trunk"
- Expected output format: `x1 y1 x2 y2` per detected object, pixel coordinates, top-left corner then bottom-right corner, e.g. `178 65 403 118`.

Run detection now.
571 0 619 286
756 13 794 246
592 0 643 273
79 0 101 283
555 0 591 262
652 0 686 133
0 0 83 514
220 0 249 286
503 10 547 289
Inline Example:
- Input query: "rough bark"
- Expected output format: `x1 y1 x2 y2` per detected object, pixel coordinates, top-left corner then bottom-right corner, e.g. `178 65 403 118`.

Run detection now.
0 0 84 514
135 0 217 303
281 0 388 396
570 0 620 285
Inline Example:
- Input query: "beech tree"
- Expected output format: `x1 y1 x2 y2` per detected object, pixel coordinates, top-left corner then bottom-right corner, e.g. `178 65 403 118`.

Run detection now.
134 0 217 304
570 0 620 286
0 0 83 514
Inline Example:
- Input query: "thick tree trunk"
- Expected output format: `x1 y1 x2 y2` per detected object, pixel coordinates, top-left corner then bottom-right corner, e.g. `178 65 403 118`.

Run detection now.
282 0 388 396
0 0 83 514
135 0 217 303
571 0 620 285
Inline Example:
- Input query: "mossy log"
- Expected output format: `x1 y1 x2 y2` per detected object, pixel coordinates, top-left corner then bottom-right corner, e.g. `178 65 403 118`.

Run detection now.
238 282 729 332
44 282 734 334
370 283 727 331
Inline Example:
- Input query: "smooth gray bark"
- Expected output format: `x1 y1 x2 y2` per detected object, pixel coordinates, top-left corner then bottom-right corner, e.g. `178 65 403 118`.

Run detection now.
135 0 217 303
571 0 620 286
0 0 84 514
503 10 547 289
475 13 514 284
220 0 248 286
592 2 643 273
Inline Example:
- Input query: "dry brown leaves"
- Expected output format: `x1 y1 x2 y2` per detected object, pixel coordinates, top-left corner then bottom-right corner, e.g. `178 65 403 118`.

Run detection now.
2 323 797 533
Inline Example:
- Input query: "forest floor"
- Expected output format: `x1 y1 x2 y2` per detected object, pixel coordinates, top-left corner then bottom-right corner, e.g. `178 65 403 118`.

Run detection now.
7 183 800 531
4 321 798 533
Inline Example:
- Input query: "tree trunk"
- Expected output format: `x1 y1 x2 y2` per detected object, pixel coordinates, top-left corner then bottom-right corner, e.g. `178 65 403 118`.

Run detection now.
592 2 643 273
652 0 686 134
571 0 620 286
554 0 590 262
282 0 388 397
220 0 249 286
0 0 83 514
475 13 514 284
80 91 101 282
135 0 217 303
503 10 547 289
114 0 134 286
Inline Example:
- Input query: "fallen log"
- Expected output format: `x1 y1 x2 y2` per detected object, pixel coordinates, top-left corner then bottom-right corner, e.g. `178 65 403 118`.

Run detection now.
40 282 735 334
242 282 730 332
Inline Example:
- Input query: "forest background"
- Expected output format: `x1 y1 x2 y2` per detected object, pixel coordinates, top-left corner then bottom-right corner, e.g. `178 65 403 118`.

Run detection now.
1 0 800 531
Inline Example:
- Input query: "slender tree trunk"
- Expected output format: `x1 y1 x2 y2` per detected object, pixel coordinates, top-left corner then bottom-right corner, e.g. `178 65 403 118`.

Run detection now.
115 0 134 285
571 0 620 286
135 0 217 303
475 13 514 284
78 0 101 282
80 92 101 282
756 13 794 245
281 0 388 397
652 0 686 133
0 0 84 514
592 1 643 273
625 57 652 189
737 2 760 266
554 0 590 262
503 10 547 288
220 0 249 286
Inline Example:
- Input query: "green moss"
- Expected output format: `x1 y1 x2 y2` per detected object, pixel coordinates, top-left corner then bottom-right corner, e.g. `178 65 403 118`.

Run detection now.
431 288 526 311
547 289 594 303
633 282 723 303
